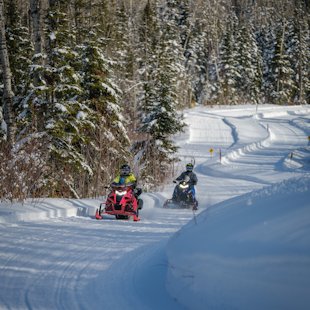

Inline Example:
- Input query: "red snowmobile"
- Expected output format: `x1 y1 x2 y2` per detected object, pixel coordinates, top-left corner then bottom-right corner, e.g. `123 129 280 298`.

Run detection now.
95 182 142 221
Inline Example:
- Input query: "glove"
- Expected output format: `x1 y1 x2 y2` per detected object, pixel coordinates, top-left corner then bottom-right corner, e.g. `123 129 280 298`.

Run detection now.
134 188 142 196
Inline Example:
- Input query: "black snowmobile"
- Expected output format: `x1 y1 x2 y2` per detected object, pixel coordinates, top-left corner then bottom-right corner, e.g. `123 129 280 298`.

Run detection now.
163 175 198 210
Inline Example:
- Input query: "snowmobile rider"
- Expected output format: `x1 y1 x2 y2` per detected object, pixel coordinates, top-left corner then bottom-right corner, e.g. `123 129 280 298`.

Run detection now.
112 164 143 208
112 164 137 186
172 163 198 201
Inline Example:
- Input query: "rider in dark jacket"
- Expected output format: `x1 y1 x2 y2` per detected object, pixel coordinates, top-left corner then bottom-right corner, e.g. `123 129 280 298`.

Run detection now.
172 163 198 201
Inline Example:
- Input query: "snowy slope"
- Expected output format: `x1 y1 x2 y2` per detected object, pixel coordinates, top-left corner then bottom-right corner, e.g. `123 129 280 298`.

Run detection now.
0 104 309 310
166 175 310 310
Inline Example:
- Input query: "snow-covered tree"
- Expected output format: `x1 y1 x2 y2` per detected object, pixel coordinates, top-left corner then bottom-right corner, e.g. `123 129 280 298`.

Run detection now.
5 0 33 98
17 0 92 197
112 1 140 130
269 21 295 105
288 6 310 104
135 0 186 187
217 16 241 104
256 26 271 103
79 27 131 193
236 21 263 103
90 0 115 40
199 1 228 105
186 3 221 105
163 0 193 107
2 0 309 200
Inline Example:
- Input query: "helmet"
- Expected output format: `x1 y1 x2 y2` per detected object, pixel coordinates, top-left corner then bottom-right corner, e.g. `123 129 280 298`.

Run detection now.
120 164 131 176
186 163 194 172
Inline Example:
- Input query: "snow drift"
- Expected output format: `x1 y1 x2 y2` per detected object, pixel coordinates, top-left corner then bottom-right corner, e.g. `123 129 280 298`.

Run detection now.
166 175 310 310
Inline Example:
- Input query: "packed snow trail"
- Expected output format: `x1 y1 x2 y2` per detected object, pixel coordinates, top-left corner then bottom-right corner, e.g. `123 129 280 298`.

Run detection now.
0 104 309 310
180 105 309 206
0 203 191 310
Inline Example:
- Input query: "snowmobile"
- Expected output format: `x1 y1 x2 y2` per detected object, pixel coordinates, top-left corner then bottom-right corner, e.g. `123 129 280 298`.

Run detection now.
163 176 198 210
95 182 142 221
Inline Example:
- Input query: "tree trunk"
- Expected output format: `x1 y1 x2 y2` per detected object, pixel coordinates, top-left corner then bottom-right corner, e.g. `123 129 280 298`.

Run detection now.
30 0 43 55
0 0 15 146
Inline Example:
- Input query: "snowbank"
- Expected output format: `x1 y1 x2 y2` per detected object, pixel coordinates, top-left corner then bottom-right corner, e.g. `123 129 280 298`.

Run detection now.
0 198 101 223
166 175 310 310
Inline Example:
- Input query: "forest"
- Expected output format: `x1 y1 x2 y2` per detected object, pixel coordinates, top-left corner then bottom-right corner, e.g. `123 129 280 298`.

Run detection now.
0 0 309 200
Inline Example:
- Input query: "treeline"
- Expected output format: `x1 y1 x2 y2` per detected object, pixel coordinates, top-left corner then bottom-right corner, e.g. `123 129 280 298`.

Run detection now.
0 0 309 200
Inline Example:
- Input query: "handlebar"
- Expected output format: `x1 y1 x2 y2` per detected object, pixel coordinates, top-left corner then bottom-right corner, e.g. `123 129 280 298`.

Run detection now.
110 182 135 188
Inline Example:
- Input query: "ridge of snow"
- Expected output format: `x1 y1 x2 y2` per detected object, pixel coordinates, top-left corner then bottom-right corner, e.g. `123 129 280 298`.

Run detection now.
166 174 310 310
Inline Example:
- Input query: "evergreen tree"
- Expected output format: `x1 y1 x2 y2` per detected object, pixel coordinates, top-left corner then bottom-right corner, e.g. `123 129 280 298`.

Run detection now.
257 25 276 103
5 0 33 98
165 0 191 51
237 21 263 103
137 0 161 134
288 7 310 104
134 0 159 186
19 0 94 197
91 0 115 40
79 27 131 193
200 1 228 105
135 0 186 187
164 0 192 107
112 1 140 129
217 16 241 104
4 0 33 150
69 0 87 44
187 8 214 105
269 21 295 104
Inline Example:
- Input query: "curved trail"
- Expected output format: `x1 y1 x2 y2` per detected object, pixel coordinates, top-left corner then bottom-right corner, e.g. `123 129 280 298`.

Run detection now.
0 105 309 309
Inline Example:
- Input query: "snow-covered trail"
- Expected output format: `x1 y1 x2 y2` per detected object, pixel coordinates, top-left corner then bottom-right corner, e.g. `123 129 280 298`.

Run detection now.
0 104 309 310
182 106 309 206
0 202 191 310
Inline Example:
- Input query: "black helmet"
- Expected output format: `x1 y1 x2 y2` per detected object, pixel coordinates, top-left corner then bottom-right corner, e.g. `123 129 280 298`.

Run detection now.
186 163 194 172
120 164 131 176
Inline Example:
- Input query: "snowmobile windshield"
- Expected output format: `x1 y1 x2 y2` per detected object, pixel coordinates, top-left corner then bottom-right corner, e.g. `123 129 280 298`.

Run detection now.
111 182 134 189
183 175 190 183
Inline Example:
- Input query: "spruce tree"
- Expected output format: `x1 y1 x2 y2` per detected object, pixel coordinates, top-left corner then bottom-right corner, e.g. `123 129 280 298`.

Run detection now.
269 21 295 104
217 16 241 104
79 27 131 193
135 0 186 187
1 0 33 141
112 1 140 129
237 21 263 103
288 7 310 104
5 0 32 98
257 26 276 103
20 0 94 197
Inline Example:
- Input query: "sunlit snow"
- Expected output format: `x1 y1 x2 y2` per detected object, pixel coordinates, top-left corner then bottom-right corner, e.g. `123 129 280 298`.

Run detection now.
0 104 309 310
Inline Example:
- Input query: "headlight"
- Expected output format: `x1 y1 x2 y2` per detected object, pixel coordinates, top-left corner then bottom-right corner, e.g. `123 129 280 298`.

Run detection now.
179 183 189 189
115 190 127 196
